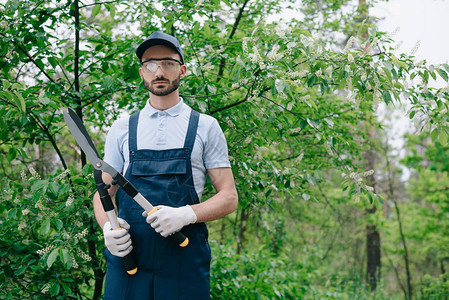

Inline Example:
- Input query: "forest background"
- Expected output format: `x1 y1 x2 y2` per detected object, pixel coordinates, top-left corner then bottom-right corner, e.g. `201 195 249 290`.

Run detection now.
1 0 449 299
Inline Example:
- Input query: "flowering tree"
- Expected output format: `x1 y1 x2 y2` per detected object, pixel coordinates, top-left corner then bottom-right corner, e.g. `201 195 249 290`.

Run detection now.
1 0 448 298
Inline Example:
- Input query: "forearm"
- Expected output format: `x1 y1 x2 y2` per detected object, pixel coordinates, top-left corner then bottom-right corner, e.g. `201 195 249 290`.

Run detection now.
191 189 237 223
93 191 109 230
93 171 117 230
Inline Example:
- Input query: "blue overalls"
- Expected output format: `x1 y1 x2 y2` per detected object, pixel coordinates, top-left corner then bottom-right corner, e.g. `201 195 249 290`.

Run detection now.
104 109 211 300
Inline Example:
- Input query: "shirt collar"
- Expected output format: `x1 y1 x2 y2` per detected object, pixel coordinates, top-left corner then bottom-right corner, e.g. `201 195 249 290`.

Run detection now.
143 98 185 117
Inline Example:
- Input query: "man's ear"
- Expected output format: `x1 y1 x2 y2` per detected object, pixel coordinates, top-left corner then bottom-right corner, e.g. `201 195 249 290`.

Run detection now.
139 67 143 79
179 65 187 79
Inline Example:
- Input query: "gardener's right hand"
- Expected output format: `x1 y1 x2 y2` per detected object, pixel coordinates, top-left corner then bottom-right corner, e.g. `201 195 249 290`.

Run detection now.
103 218 133 257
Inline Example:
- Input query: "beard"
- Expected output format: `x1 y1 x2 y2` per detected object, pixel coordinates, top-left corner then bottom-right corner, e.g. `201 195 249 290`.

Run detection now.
143 74 181 96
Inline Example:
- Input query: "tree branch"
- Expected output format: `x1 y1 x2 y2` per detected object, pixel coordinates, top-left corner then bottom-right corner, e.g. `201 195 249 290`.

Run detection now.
217 0 250 83
0 32 55 83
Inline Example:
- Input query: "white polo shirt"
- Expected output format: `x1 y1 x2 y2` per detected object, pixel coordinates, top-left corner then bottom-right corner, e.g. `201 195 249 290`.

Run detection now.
103 99 231 200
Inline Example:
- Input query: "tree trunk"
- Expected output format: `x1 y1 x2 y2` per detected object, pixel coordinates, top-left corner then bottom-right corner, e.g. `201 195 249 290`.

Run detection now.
236 208 249 254
366 218 381 290
364 128 381 291
357 0 381 291
386 152 413 299
73 1 103 298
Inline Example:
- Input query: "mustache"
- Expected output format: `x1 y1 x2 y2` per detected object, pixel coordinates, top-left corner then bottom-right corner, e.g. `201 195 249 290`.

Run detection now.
151 77 169 83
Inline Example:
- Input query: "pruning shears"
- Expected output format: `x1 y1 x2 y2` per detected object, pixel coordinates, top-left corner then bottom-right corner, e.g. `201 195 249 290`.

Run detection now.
62 108 190 272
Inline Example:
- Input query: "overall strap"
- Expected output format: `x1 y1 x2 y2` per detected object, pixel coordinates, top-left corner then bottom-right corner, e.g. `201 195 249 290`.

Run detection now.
183 109 200 150
128 111 140 153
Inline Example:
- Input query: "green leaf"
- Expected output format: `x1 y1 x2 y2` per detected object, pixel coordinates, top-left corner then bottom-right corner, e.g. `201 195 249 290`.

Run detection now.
274 79 285 94
14 266 26 276
102 76 114 90
47 248 59 268
207 84 217 94
11 82 23 90
61 248 73 270
48 57 58 68
380 71 392 87
368 192 374 205
2 79 11 90
306 174 316 186
374 194 383 206
203 23 212 38
431 128 439 142
430 71 437 81
382 91 392 105
49 282 60 296
307 118 319 128
307 75 317 87
61 282 72 294
7 208 18 220
440 129 448 146
383 61 393 71
92 4 101 17
81 163 93 176
443 63 449 73
38 96 50 105
13 92 26 112
53 218 63 231
31 180 48 192
392 58 407 69
438 69 449 82
48 181 59 195
7 148 17 161
106 3 116 17
40 218 51 235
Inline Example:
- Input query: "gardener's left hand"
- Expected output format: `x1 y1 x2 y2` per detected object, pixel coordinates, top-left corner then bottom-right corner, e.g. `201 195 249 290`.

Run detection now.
143 205 197 237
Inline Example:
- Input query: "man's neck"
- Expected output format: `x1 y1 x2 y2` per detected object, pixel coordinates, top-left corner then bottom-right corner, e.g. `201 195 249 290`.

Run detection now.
149 93 180 110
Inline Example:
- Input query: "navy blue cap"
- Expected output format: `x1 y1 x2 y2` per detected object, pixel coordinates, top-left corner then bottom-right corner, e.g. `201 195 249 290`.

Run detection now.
136 31 184 64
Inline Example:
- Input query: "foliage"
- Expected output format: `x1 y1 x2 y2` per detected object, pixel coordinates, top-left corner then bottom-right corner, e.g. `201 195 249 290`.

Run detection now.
0 165 101 299
210 242 312 299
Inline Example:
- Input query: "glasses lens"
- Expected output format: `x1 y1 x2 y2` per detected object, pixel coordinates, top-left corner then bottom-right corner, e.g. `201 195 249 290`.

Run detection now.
143 60 180 73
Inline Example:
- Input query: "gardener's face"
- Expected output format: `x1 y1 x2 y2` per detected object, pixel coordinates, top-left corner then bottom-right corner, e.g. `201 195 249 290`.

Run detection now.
139 45 186 96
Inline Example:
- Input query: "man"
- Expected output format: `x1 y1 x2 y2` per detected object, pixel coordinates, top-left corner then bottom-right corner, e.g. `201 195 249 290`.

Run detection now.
92 31 238 299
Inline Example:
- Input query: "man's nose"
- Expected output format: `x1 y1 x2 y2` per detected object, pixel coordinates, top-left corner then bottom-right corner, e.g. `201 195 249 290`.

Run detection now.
154 64 164 76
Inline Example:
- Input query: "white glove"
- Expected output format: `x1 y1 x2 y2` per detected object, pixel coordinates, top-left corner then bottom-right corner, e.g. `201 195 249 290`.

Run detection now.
103 218 133 257
143 205 197 238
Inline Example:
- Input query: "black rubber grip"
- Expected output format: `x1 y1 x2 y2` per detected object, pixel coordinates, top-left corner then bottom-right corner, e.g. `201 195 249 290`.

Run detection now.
113 173 138 198
172 231 189 247
123 252 138 275
94 169 115 212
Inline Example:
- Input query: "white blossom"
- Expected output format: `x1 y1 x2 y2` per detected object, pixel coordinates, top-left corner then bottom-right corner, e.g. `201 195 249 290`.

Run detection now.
78 249 92 262
342 36 357 53
41 284 51 294
74 228 89 240
345 64 351 73
29 167 41 179
363 169 374 177
348 53 354 63
411 40 421 55
36 244 55 256
65 195 74 207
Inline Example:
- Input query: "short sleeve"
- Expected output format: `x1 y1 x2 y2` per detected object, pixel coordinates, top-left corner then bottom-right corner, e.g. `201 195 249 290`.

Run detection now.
103 118 128 173
203 119 231 170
